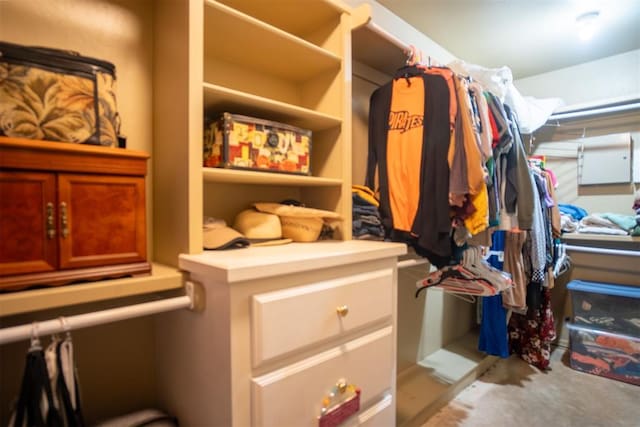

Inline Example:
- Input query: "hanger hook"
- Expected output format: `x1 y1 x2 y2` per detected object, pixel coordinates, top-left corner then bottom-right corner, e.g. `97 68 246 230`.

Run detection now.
59 316 71 339
30 321 41 348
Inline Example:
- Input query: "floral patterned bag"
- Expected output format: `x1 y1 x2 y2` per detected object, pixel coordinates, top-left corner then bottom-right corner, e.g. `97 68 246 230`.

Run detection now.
0 41 125 147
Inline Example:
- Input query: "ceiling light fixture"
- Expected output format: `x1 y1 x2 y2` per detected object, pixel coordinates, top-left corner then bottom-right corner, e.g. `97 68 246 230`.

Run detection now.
576 10 600 41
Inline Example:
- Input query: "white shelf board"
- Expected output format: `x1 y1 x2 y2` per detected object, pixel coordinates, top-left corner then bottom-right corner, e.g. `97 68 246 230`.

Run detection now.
203 83 342 131
561 233 640 243
352 23 407 76
204 0 341 82
0 263 184 317
217 0 349 40
179 240 407 284
202 167 343 186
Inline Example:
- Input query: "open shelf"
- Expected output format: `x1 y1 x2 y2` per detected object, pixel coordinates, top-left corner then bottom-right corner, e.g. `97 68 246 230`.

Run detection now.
203 83 342 131
202 167 343 186
204 0 341 82
217 0 349 42
0 262 184 317
199 0 351 242
352 22 407 76
396 330 497 426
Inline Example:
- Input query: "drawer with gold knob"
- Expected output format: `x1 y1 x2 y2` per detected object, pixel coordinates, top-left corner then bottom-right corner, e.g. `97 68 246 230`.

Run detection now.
251 268 393 366
251 327 393 427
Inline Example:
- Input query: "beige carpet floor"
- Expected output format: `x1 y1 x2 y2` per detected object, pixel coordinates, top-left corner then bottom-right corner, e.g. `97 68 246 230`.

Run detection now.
422 347 640 427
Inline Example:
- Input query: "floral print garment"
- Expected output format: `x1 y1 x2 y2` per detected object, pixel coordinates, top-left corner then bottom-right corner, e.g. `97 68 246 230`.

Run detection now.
508 287 557 370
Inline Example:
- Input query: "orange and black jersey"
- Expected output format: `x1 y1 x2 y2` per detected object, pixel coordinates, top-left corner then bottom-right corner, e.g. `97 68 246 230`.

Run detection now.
366 66 452 259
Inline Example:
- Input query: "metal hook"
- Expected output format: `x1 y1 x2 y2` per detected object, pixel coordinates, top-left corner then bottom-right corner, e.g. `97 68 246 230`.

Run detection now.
59 316 72 340
30 321 41 349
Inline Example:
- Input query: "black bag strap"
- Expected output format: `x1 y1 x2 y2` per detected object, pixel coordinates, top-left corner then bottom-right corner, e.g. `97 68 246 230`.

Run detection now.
12 348 64 427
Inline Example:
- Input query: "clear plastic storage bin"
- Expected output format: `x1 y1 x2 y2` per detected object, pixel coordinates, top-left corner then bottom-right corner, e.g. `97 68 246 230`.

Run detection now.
568 323 640 386
567 280 640 336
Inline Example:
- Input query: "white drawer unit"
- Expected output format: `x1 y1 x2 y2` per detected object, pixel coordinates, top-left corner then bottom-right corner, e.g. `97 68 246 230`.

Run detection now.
251 268 393 365
251 327 393 427
157 241 406 427
346 394 394 427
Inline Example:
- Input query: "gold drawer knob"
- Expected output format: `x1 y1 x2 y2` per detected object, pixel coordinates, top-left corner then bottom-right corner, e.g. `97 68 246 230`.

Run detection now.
336 305 349 317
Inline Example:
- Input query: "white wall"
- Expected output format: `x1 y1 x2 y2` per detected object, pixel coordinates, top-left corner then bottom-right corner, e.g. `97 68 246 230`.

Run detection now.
515 49 640 106
345 0 457 66
514 50 640 215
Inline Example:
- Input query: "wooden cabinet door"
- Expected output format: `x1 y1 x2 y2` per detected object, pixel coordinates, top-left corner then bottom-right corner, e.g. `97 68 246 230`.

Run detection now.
57 173 146 269
0 171 58 276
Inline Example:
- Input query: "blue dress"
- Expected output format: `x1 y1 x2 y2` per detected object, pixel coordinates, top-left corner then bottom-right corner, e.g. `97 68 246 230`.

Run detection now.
478 230 510 358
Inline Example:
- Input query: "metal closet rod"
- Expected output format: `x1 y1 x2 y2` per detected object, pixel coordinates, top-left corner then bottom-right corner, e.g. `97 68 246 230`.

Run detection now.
565 245 640 257
0 282 197 346
548 102 640 121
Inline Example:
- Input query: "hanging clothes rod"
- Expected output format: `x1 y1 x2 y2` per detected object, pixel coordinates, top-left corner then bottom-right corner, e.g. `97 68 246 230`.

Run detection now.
565 245 640 257
548 101 640 121
0 282 198 346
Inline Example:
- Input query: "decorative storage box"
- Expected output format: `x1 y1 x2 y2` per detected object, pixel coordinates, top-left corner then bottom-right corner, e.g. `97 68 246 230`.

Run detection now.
203 113 311 175
568 323 640 386
567 280 640 336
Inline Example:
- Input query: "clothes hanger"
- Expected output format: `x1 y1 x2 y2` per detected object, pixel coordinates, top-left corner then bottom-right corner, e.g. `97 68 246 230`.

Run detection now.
460 246 512 292
395 45 424 85
415 263 496 298
450 292 477 304
59 316 72 341
46 316 86 426
405 44 422 66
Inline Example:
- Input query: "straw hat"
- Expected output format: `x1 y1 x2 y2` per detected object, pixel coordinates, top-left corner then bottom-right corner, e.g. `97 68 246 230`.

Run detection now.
253 202 341 219
279 216 324 242
233 209 291 246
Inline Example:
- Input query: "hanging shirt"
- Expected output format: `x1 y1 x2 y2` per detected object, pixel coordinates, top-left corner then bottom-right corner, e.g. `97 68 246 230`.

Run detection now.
386 76 425 232
419 65 457 130
453 75 489 235
469 82 493 162
366 66 452 259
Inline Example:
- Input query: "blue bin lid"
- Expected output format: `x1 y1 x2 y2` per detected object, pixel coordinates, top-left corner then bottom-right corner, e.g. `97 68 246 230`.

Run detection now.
567 280 640 299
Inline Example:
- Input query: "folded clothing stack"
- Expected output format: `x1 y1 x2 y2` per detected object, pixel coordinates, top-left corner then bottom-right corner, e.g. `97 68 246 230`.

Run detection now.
352 185 385 241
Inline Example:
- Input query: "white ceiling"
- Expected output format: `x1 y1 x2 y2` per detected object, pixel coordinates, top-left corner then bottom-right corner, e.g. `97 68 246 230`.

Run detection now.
375 0 640 79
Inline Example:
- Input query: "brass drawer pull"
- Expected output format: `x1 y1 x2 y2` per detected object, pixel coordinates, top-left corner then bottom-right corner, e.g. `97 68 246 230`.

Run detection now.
46 202 56 239
60 202 69 238
336 305 349 317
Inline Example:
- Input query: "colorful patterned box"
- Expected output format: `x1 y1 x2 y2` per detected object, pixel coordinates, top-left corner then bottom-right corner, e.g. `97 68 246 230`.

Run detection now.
204 113 311 175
